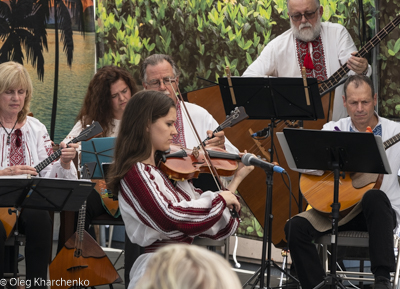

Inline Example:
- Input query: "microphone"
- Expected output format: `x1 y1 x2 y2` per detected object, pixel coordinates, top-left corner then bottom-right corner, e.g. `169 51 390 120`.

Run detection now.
241 153 286 173
251 127 269 137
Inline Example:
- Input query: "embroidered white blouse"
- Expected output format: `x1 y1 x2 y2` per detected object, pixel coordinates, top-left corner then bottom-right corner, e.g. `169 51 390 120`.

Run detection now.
243 22 372 121
0 116 77 179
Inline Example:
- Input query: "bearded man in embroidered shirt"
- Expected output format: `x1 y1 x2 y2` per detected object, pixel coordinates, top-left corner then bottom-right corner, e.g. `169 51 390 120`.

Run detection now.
243 0 370 121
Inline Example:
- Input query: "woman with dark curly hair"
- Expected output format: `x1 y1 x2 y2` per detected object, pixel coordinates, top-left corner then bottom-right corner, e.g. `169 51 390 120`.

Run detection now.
69 65 138 138
61 65 138 243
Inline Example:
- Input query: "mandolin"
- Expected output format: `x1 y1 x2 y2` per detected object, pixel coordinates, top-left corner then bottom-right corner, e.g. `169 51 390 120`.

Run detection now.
49 202 122 288
300 131 400 214
49 161 122 288
0 121 103 238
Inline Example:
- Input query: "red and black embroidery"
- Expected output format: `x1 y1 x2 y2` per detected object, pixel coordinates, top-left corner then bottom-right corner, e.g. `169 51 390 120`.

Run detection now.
296 36 328 81
173 102 186 147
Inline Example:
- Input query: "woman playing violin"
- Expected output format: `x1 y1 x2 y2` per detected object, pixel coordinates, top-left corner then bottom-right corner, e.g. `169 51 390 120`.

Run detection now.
0 61 78 288
106 90 253 288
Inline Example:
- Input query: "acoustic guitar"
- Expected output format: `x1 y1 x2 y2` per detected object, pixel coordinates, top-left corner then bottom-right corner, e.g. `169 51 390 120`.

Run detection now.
0 121 103 238
300 131 400 214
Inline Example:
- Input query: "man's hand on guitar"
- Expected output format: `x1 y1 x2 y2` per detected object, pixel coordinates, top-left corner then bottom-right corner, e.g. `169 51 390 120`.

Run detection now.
347 52 368 75
205 130 225 149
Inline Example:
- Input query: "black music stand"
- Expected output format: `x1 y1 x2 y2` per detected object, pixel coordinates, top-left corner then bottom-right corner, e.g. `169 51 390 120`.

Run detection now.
0 177 95 280
277 128 391 289
81 137 116 179
218 77 324 289
219 76 324 120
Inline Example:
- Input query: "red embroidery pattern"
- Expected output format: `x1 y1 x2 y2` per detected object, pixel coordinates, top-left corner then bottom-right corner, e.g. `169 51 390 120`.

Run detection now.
296 36 328 81
43 133 54 159
172 102 186 147
9 131 24 166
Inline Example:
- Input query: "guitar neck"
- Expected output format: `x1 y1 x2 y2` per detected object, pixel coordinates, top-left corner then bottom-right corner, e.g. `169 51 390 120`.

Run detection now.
319 14 400 95
76 202 87 249
384 131 400 150
33 121 103 174
35 150 62 173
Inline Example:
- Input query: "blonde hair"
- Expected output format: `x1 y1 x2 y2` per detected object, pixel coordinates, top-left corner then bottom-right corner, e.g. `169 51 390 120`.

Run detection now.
135 244 242 289
0 61 33 122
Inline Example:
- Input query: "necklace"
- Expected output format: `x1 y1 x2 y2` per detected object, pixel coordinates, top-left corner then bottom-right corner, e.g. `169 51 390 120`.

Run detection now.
0 119 18 145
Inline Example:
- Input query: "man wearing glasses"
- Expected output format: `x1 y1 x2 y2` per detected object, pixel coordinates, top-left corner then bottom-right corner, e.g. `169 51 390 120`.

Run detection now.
243 0 371 121
141 54 237 153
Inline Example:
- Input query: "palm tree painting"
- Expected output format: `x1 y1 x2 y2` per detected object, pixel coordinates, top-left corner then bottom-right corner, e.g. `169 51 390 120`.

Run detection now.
48 0 86 139
0 0 49 80
0 0 94 141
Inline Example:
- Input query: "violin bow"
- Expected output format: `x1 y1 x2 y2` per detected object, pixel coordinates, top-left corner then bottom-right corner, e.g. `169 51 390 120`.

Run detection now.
170 79 240 219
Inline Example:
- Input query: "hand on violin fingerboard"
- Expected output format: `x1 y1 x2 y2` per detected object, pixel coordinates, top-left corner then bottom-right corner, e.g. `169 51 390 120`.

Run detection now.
205 130 225 149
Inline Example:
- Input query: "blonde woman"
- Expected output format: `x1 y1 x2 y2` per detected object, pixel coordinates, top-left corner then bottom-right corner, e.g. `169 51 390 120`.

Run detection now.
135 244 242 289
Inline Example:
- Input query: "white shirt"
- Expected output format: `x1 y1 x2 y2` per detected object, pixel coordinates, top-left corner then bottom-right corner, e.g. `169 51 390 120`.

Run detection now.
0 116 77 179
243 22 372 121
122 102 239 288
120 162 239 288
181 102 238 153
323 116 400 226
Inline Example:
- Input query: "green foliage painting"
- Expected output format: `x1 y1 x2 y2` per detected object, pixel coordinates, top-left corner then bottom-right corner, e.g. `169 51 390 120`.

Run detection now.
96 0 400 239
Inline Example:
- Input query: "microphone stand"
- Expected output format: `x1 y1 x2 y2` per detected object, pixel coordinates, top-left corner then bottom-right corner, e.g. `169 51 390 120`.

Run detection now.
243 120 298 289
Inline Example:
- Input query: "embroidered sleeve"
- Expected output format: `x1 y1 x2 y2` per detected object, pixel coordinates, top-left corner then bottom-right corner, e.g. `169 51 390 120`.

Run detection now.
120 163 236 241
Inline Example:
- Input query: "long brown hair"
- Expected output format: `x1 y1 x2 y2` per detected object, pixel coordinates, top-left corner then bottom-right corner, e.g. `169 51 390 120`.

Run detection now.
0 61 33 123
76 65 138 137
106 90 175 195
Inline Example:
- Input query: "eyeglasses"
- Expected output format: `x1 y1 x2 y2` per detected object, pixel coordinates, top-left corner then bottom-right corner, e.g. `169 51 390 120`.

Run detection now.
146 77 177 89
15 129 22 147
289 7 319 22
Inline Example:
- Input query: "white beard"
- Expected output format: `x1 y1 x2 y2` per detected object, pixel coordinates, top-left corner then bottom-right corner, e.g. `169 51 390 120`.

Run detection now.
291 17 322 42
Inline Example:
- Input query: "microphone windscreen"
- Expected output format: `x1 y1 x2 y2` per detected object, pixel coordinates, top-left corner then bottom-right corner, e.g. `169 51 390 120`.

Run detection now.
241 153 253 166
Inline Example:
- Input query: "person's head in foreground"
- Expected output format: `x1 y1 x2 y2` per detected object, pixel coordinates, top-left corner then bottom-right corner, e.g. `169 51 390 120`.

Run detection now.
134 243 242 289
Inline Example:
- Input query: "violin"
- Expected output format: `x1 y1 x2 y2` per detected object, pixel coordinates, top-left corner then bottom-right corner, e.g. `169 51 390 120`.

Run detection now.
158 143 241 181
169 78 243 219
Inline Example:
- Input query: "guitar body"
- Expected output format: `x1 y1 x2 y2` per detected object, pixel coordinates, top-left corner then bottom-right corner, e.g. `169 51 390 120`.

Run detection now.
0 208 16 238
49 230 122 289
93 179 119 217
300 172 381 214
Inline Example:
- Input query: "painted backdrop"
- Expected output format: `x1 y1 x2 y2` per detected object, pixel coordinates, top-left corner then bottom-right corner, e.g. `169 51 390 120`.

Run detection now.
0 0 96 143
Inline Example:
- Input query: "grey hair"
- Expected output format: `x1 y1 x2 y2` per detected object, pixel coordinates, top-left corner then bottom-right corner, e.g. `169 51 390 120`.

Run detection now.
141 54 181 83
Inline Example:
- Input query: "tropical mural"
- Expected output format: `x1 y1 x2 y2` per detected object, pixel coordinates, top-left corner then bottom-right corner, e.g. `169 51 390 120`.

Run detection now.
0 0 96 143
